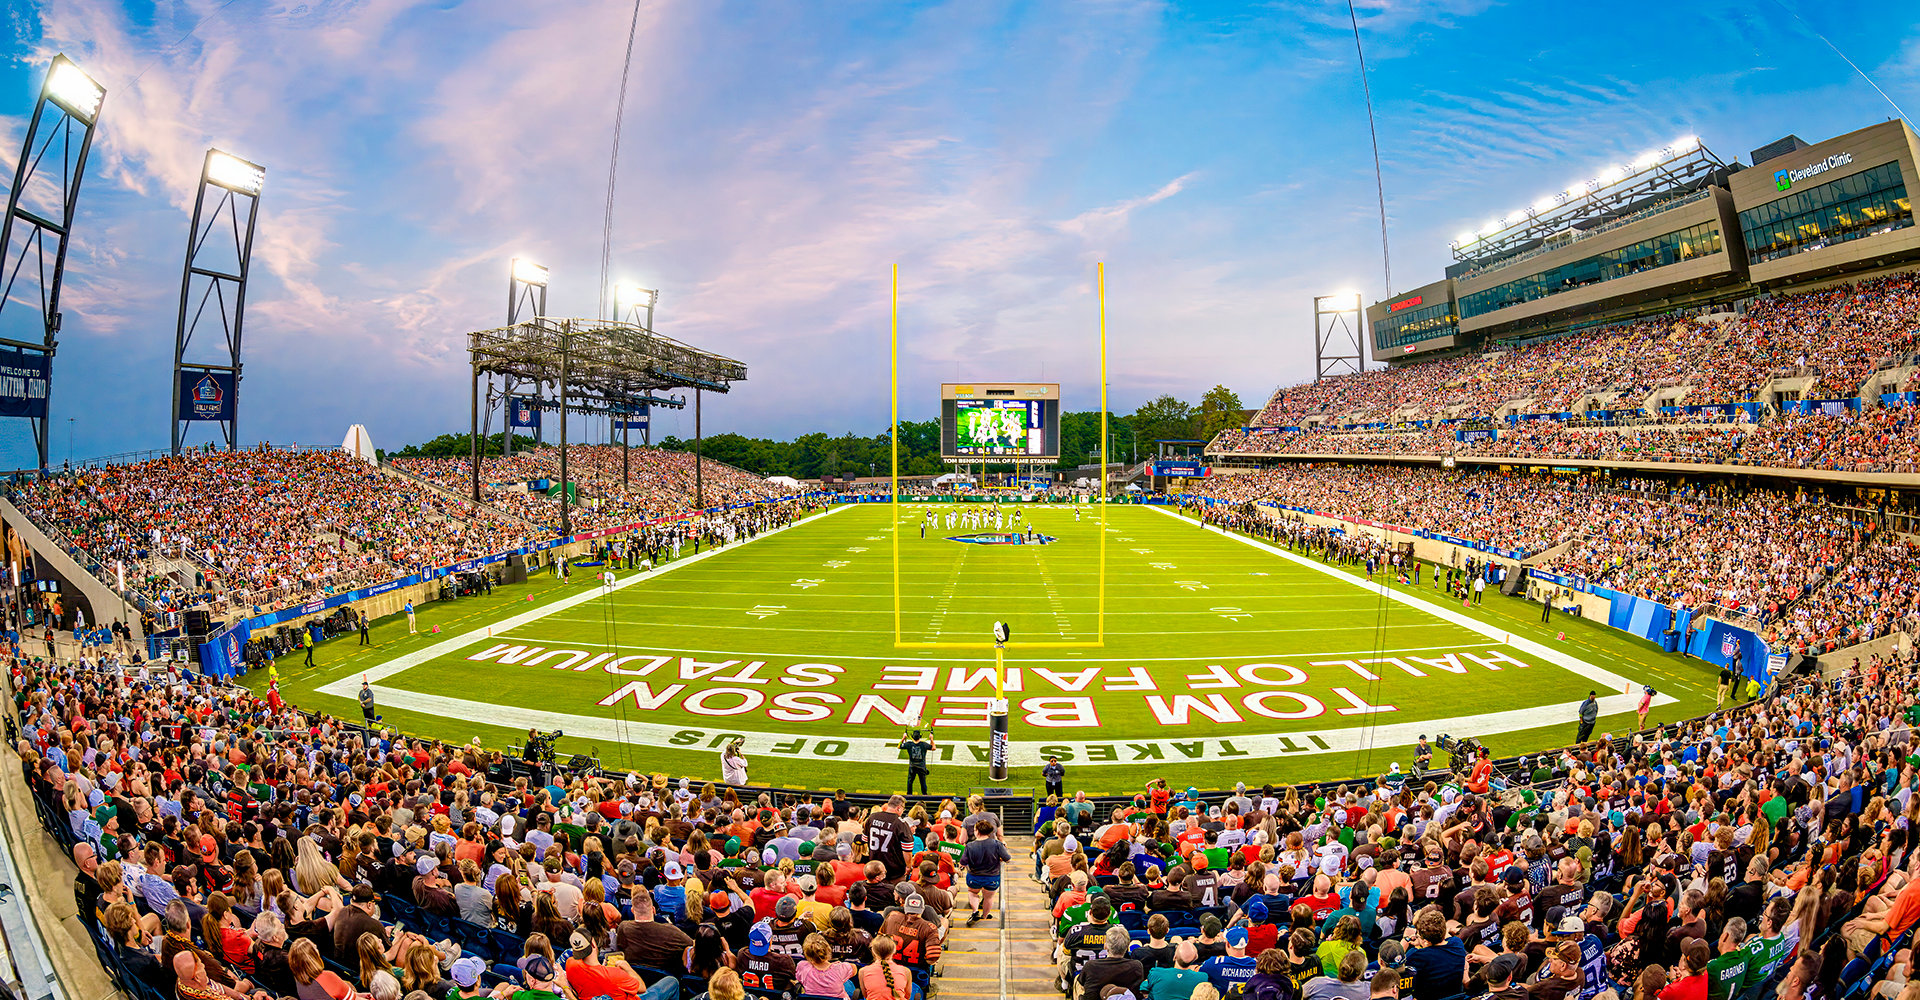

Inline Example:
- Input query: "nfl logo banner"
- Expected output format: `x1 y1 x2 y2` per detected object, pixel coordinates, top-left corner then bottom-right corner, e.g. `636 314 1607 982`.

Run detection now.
508 397 541 429
1720 634 1740 659
177 370 236 421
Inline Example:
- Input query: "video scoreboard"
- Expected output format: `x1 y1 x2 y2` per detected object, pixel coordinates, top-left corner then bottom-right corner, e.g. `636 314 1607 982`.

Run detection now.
940 382 1060 460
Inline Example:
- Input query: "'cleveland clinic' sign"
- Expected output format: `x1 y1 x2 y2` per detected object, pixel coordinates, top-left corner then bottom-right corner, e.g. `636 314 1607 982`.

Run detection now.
1775 152 1854 191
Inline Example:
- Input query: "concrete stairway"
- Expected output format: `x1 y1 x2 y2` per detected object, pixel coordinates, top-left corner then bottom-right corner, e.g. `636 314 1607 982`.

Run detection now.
936 836 1060 1000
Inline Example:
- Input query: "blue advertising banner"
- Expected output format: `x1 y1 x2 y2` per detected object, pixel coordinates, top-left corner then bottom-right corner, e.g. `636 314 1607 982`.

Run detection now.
198 618 251 680
1882 392 1918 407
0 349 49 419
1781 398 1858 416
1152 460 1206 477
178 370 236 422
616 417 649 431
1456 428 1497 443
508 396 541 429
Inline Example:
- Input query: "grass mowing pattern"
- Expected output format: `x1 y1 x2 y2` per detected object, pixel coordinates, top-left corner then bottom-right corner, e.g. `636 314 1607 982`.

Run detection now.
247 502 1720 794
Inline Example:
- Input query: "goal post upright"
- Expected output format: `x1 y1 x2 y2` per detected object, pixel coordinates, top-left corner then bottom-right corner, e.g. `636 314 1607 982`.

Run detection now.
1097 262 1109 646
890 263 901 647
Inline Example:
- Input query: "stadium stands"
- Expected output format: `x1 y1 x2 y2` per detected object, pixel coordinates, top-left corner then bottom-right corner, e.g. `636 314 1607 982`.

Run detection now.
6 446 795 623
1223 272 1920 460
1181 466 1908 653
13 614 1917 1000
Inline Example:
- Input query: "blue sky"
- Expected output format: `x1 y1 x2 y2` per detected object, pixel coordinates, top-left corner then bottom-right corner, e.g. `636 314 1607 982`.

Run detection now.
2 0 1917 465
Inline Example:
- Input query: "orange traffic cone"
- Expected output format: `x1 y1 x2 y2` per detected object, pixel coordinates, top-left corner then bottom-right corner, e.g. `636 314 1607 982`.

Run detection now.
431 625 441 635
1556 631 1566 641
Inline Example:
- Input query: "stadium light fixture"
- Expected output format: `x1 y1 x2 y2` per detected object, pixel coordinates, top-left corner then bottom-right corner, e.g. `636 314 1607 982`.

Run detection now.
512 258 550 287
205 150 265 196
615 283 655 312
1672 134 1700 154
1455 231 1476 246
45 55 105 125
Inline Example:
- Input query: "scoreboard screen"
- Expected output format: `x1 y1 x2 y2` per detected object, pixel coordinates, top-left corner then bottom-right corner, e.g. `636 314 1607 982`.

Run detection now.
940 383 1060 459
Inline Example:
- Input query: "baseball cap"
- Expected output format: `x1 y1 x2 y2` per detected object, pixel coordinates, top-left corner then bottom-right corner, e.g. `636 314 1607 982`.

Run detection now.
905 894 925 915
417 856 438 875
797 874 817 893
524 956 555 982
724 837 742 855
198 835 219 862
708 892 730 914
1556 914 1586 935
775 896 798 920
663 861 684 880
748 925 772 956
351 884 379 903
1503 867 1525 884
1487 954 1525 983
1101 989 1137 1000
1224 927 1249 949
450 957 484 988
1247 900 1270 922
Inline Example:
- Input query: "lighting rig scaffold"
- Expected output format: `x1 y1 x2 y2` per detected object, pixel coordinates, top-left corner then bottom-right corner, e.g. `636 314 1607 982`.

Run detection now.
465 316 747 535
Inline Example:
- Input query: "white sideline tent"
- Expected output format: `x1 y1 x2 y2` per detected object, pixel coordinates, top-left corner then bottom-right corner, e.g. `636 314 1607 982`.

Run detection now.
766 475 802 489
342 425 376 464
933 472 972 485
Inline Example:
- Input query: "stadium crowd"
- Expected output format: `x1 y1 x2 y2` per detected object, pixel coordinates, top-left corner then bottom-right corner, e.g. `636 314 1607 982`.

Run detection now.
12 603 1920 1000
13 652 1018 1000
1036 648 1920 1000
1182 466 1907 655
8 446 797 624
10 450 536 620
1208 408 1920 477
1239 273 1920 433
392 448 794 533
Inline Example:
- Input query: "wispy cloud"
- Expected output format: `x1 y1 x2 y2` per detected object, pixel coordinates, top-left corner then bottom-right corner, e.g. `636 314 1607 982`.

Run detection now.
9 0 1920 462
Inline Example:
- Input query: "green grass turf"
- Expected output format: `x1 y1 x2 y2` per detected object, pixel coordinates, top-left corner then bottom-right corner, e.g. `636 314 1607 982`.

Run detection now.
245 502 1723 795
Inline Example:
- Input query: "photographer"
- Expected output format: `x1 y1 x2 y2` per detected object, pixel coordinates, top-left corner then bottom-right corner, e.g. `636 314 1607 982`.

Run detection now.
900 728 935 796
721 740 748 786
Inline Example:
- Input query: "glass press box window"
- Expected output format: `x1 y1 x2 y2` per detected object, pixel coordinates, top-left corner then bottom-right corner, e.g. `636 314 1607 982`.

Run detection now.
1739 161 1914 265
1460 223 1724 318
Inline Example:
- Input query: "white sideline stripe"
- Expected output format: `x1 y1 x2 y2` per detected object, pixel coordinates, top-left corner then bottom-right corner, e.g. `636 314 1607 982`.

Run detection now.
317 505 854 696
1145 506 1675 706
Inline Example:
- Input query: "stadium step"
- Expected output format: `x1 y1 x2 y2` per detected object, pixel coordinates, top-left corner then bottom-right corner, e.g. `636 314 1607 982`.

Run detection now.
933 836 1059 1000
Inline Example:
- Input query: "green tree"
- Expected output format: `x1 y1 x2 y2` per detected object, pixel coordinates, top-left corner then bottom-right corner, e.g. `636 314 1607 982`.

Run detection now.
1194 385 1246 441
1127 395 1196 454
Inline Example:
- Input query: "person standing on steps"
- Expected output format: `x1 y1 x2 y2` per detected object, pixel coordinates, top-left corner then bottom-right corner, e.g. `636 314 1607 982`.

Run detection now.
1576 691 1598 745
899 729 934 796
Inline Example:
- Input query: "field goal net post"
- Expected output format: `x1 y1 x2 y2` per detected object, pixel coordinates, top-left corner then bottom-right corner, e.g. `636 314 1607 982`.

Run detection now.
887 263 1112 782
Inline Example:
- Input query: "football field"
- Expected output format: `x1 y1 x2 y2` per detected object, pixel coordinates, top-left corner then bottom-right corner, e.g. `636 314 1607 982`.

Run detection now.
258 501 1719 793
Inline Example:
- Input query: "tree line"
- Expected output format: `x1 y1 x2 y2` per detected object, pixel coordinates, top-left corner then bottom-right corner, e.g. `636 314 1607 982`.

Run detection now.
385 386 1247 482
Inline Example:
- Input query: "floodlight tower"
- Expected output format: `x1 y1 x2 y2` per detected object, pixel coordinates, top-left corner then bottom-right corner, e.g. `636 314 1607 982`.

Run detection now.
503 258 548 459
0 55 105 469
613 283 656 483
170 149 264 455
1313 292 1366 382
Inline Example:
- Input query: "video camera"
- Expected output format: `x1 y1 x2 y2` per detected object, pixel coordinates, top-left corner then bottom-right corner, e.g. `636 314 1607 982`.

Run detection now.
1435 733 1487 771
523 728 564 765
